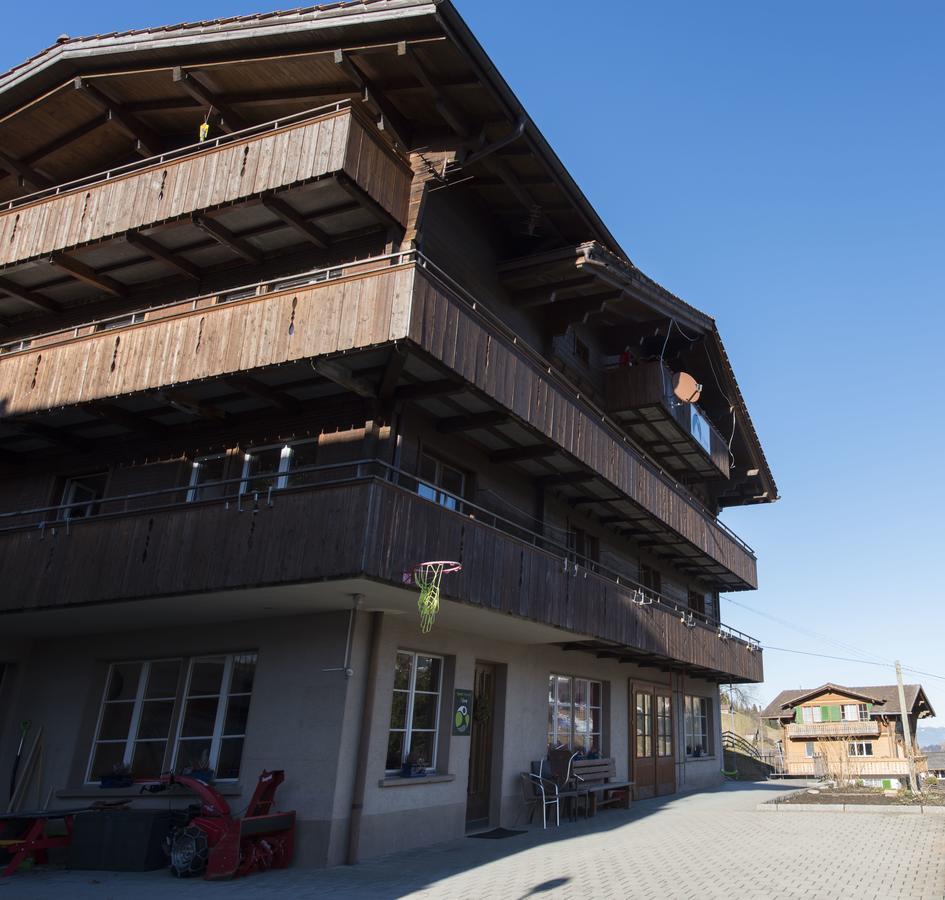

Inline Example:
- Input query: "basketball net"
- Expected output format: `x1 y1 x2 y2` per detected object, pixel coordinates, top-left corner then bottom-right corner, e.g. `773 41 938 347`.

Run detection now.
414 563 445 634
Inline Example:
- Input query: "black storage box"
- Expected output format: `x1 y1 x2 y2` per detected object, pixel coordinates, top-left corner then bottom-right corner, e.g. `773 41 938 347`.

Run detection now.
68 809 171 871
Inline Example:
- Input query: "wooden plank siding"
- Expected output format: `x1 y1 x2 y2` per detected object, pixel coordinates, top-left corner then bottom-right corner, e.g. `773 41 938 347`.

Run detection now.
0 478 761 681
407 268 758 588
0 107 411 268
0 265 416 415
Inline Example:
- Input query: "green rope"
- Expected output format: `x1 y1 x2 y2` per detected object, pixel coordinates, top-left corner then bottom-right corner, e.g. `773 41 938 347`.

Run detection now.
415 566 443 633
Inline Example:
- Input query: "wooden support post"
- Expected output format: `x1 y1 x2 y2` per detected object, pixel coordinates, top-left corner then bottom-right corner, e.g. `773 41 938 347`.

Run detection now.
895 660 920 793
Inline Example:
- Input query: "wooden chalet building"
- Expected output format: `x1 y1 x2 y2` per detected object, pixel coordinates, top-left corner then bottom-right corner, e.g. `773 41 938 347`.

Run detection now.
762 684 935 788
0 0 776 865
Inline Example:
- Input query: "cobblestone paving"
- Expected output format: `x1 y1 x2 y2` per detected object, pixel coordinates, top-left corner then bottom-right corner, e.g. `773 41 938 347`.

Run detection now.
4 782 945 899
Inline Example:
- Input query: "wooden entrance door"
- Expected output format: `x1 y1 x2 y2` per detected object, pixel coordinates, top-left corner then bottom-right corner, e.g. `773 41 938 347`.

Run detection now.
631 682 676 800
466 662 495 827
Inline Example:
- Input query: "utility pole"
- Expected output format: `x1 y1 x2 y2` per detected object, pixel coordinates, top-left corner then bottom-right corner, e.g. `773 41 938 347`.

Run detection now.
895 660 919 793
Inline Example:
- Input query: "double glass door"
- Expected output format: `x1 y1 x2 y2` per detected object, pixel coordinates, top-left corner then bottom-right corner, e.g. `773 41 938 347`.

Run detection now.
631 682 676 799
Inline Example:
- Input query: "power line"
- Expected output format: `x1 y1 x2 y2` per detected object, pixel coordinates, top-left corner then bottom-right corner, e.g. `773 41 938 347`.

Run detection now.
762 645 945 683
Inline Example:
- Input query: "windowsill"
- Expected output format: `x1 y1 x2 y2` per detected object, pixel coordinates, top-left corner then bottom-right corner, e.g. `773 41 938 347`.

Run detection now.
58 782 244 800
685 755 717 762
378 773 456 788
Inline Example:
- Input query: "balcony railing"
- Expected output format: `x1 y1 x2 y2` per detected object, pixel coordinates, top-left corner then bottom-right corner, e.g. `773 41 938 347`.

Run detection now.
0 459 762 680
786 721 881 739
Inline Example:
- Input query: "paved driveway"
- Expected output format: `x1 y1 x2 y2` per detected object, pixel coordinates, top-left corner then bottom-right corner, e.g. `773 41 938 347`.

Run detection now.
4 782 945 899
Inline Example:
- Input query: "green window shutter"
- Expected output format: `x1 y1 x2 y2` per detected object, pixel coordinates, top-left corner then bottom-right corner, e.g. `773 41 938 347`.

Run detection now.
831 705 842 722
795 707 802 723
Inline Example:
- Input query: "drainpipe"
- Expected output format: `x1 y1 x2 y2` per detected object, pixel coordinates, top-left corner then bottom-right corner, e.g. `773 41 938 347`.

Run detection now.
346 611 383 865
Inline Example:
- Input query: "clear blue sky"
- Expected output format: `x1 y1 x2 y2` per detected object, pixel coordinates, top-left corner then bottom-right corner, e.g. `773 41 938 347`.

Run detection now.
3 2 944 719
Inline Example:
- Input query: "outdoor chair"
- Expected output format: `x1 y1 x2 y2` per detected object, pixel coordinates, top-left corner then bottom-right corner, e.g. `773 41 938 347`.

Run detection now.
520 771 561 829
544 749 589 820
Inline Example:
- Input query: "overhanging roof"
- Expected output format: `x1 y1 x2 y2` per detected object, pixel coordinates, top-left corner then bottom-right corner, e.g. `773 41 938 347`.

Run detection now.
762 683 936 720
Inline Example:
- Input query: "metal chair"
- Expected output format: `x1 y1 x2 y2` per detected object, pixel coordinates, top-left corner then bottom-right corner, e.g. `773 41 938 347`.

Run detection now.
520 771 560 829
546 749 589 820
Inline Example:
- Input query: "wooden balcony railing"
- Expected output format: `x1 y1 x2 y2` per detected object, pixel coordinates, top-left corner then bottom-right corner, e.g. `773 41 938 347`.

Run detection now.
785 721 881 739
0 101 411 268
788 757 924 777
0 461 762 682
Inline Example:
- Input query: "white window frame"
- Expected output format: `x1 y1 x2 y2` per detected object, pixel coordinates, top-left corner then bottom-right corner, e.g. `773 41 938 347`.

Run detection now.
59 472 108 520
239 440 318 494
216 285 261 304
548 673 603 752
801 706 816 723
804 741 815 758
849 741 874 757
85 658 183 783
94 312 145 332
0 338 31 354
186 454 227 502
684 694 712 758
171 652 257 781
386 651 444 773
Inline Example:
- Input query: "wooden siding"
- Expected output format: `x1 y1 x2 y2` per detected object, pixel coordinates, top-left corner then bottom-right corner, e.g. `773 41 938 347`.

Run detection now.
407 269 758 588
0 477 760 681
0 265 415 415
0 107 410 268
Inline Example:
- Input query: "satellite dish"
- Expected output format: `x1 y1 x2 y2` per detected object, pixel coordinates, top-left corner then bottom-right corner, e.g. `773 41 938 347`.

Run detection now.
672 371 702 404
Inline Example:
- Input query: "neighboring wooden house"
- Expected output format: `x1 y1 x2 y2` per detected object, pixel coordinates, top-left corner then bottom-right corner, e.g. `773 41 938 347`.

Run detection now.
0 1 777 865
761 684 935 788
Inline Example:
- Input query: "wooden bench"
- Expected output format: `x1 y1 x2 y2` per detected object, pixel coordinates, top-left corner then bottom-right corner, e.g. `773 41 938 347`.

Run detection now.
571 758 632 815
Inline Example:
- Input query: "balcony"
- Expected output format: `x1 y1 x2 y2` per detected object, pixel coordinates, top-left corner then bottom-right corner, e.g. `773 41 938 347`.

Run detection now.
0 461 762 682
0 102 411 321
788 757 923 777
786 721 881 739
604 361 730 480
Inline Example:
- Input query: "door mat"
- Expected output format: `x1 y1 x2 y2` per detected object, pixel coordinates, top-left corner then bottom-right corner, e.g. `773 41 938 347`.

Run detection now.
467 828 526 840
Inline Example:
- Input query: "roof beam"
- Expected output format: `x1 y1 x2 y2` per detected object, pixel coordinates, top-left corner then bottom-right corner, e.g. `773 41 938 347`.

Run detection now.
437 411 509 434
393 379 465 402
0 276 61 314
22 115 110 167
489 444 557 464
48 253 127 298
3 419 89 450
0 149 52 190
539 471 596 488
312 359 376 399
511 275 596 307
172 67 249 133
543 291 625 333
260 194 330 249
224 375 299 414
334 50 409 150
334 172 403 233
74 78 162 158
192 215 263 264
125 230 202 281
156 389 227 421
85 402 166 437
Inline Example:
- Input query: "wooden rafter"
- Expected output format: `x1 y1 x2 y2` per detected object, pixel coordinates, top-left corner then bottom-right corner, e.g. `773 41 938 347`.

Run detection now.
172 68 248 133
48 254 127 298
260 194 330 249
393 379 466 401
334 50 409 150
0 149 52 189
539 471 595 488
74 78 162 158
192 215 263 264
0 276 61 314
156 389 227 421
224 375 299 414
489 444 556 464
312 359 376 399
125 230 202 281
437 411 509 434
85 402 166 437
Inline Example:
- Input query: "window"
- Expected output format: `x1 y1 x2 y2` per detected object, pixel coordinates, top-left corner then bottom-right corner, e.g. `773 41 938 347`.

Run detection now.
639 563 662 597
387 652 443 771
59 472 108 519
805 741 815 758
86 653 256 783
635 691 652 758
0 339 31 354
238 441 319 494
216 286 259 304
186 454 227 502
94 312 145 332
843 703 870 722
174 653 257 780
548 675 602 753
269 268 340 292
684 695 711 757
687 590 706 618
849 741 874 757
88 659 182 781
656 695 673 757
568 527 599 571
417 452 465 511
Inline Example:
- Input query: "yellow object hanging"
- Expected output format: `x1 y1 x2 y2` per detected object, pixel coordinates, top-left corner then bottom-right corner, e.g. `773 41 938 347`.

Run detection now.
198 121 210 143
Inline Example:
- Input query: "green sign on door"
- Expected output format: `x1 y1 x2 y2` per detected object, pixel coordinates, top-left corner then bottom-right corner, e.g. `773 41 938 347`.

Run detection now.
453 689 473 736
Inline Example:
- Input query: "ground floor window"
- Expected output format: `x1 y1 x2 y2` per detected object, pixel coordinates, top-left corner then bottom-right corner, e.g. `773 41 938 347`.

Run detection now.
805 741 815 758
848 741 874 757
387 652 443 772
684 695 711 757
549 675 602 752
87 652 256 783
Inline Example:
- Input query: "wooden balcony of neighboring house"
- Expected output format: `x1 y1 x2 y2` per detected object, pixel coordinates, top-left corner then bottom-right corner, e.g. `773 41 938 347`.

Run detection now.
0 100 411 325
788 757 925 777
0 252 758 590
785 720 882 739
0 460 763 683
603 361 731 481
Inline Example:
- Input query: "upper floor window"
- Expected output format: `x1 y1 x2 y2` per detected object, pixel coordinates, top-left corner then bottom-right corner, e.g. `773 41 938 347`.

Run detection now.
567 527 599 571
417 452 464 511
387 651 443 772
548 674 602 753
0 338 31 355
60 472 108 519
684 695 711 757
843 703 870 722
639 563 662 597
687 590 706 618
187 455 227 502
216 286 259 305
269 268 341 292
849 741 873 757
239 440 319 494
94 312 145 332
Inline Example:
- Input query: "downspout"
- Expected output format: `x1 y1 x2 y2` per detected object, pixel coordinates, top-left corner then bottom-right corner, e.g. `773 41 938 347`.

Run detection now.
346 610 383 865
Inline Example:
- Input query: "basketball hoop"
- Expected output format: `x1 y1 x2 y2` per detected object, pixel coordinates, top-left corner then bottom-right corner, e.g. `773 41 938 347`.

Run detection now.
402 560 462 633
